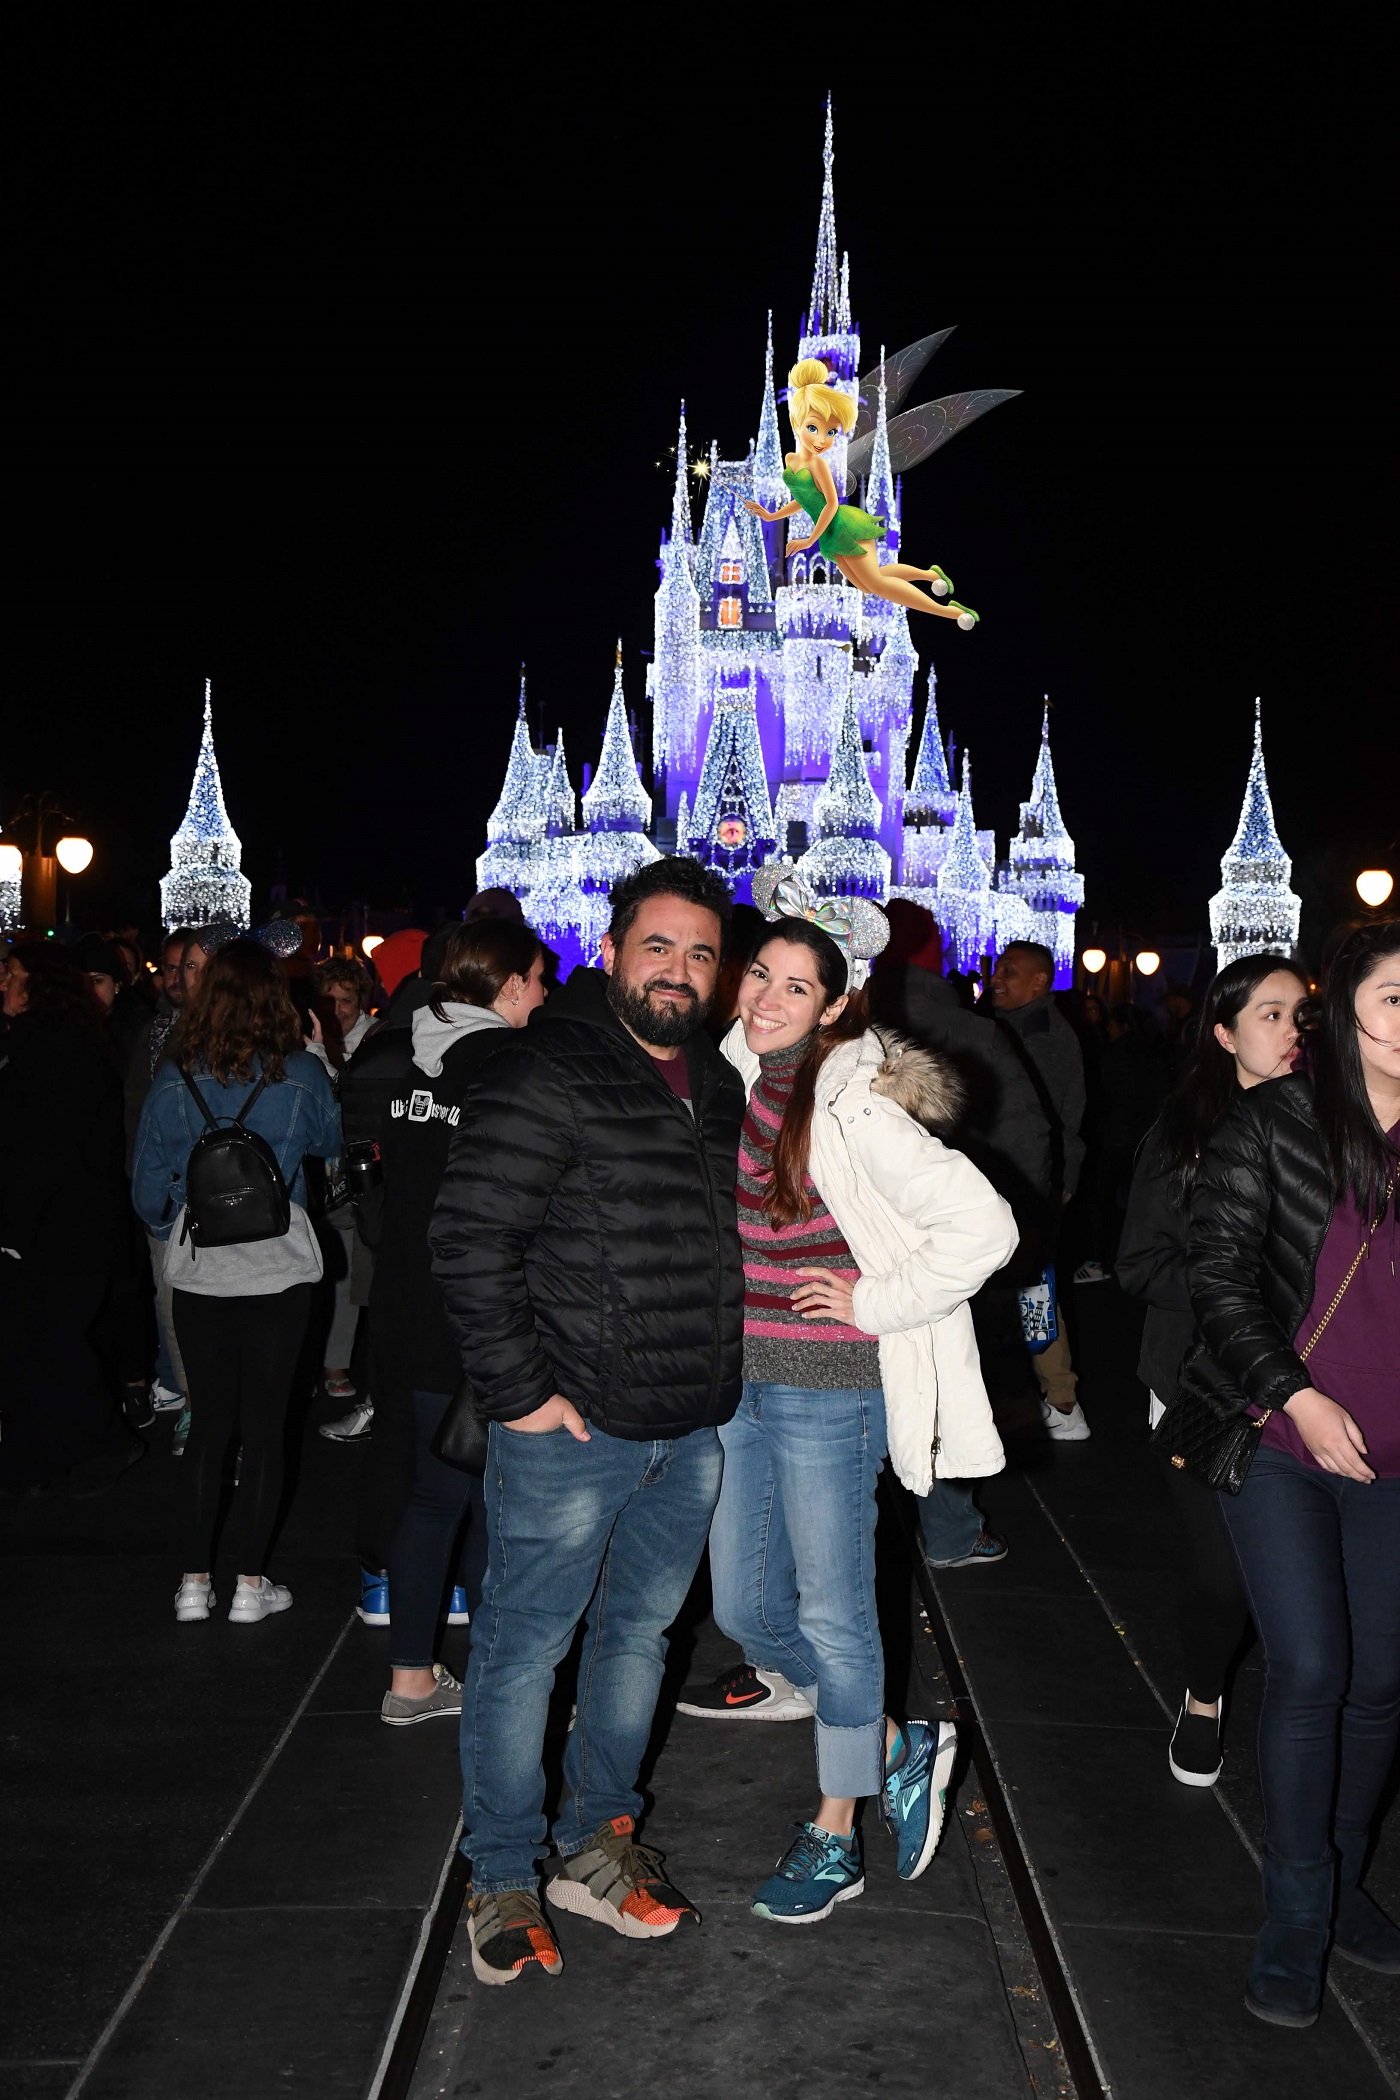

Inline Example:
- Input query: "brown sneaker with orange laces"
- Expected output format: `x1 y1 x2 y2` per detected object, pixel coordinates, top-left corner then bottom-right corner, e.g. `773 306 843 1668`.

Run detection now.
467 1887 564 1985
546 1816 698 1939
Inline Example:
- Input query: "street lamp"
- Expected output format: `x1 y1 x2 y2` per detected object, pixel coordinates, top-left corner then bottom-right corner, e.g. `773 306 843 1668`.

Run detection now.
1356 869 1394 910
1080 946 1107 975
0 844 21 880
55 836 94 874
1135 949 1162 976
362 933 384 956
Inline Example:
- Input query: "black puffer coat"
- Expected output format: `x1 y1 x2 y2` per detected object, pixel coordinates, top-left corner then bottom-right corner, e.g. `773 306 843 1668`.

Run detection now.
429 968 745 1438
1177 1074 1333 1422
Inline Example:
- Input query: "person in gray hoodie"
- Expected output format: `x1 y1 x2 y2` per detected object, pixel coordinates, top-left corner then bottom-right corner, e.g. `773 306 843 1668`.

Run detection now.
370 918 550 1727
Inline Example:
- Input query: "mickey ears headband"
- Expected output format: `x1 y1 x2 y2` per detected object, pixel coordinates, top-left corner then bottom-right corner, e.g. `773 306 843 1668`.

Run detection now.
197 918 303 959
750 865 890 991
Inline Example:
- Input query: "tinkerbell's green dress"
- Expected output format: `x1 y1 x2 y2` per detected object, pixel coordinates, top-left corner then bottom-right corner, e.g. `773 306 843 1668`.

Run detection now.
783 466 885 559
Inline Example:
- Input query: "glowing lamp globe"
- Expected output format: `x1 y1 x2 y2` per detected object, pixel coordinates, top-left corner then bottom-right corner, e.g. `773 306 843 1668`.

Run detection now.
362 934 384 956
0 843 22 879
1356 869 1394 909
1135 949 1162 976
1080 946 1107 974
56 836 94 874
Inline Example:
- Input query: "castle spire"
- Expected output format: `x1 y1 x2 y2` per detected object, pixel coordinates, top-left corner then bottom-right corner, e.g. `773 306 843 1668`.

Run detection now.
583 645 652 834
905 669 955 827
160 678 252 929
940 752 989 896
545 728 576 838
1209 698 1301 968
753 312 786 515
865 346 897 549
1026 699 1069 842
670 401 693 551
814 687 880 841
486 668 542 842
808 96 840 337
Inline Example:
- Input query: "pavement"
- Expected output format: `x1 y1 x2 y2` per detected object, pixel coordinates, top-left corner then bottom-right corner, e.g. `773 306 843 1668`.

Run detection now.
3 1285 1398 2100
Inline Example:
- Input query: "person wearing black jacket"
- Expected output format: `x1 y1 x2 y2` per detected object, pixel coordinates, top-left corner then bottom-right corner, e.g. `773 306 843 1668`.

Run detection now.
1170 921 1400 2028
374 919 547 1726
1117 955 1307 1787
428 858 743 1988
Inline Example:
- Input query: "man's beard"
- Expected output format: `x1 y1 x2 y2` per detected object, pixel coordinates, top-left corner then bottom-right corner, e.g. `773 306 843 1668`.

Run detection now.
606 969 710 1048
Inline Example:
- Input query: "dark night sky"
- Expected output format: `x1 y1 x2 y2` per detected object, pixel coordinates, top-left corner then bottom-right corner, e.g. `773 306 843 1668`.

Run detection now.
10 31 1396 960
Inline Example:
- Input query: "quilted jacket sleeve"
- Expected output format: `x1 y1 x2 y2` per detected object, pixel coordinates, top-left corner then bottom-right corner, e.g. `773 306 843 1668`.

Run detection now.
1187 1094 1311 1410
428 1040 575 1423
850 1097 1019 1335
1115 1135 1190 1311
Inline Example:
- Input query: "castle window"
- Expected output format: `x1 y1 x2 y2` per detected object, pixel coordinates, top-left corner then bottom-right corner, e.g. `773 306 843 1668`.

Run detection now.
719 561 742 584
718 596 742 628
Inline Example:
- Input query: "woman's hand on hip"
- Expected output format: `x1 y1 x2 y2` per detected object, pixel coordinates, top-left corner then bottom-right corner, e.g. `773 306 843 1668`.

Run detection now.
791 1268 859 1326
501 1395 591 1441
1281 1387 1375 1482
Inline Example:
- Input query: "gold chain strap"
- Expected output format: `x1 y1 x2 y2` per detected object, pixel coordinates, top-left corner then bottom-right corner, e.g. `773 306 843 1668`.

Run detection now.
1299 1175 1397 1363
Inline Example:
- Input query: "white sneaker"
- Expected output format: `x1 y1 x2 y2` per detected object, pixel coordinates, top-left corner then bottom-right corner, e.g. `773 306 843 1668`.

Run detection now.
1041 1398 1092 1442
174 1578 215 1622
319 1399 374 1444
1072 1261 1110 1285
675 1664 816 1720
228 1577 293 1623
150 1381 186 1414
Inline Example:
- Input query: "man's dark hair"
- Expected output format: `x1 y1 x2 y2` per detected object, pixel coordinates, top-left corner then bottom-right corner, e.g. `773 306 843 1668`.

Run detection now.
608 857 732 946
1003 940 1055 985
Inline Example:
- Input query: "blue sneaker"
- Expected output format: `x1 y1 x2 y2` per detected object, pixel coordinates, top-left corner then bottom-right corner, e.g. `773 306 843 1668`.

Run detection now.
445 1586 471 1626
356 1568 390 1626
752 1822 864 1924
882 1720 957 1881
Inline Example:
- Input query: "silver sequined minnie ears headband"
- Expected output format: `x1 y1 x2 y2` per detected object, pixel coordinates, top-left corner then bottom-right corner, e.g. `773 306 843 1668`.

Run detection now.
197 918 304 959
750 866 890 991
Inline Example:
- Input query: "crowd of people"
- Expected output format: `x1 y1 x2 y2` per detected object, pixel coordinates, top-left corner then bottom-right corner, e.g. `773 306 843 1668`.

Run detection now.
2 865 1396 2033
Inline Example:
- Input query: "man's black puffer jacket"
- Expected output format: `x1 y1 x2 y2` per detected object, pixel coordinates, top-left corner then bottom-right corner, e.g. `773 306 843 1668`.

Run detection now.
428 968 745 1439
1178 1074 1333 1421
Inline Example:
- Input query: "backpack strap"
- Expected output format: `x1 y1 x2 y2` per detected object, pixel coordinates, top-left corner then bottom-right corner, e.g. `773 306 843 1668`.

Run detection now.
233 1072 271 1127
179 1066 220 1131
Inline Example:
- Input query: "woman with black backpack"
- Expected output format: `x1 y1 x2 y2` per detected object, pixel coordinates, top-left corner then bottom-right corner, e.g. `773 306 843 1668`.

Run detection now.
133 939 341 1625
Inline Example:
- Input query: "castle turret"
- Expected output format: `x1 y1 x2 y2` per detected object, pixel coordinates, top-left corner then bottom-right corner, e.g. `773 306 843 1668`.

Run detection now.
798 96 859 495
689 672 776 894
1209 698 1301 968
936 753 996 972
753 311 787 556
579 647 659 920
798 685 890 899
652 404 703 793
863 349 899 558
160 680 252 930
1001 701 1085 984
477 670 547 901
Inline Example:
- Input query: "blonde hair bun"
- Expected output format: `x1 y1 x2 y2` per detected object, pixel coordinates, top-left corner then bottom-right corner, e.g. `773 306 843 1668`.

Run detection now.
785 356 857 438
787 357 831 389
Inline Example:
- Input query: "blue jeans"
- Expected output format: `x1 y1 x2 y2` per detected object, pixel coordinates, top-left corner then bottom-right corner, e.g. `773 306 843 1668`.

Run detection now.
460 1418 723 1895
917 1480 983 1563
1219 1447 1400 1861
710 1382 887 1799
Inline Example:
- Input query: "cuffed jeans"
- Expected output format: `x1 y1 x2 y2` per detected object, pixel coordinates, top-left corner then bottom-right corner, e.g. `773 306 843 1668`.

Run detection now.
918 1479 984 1564
710 1381 887 1800
460 1417 722 1895
1220 1447 1400 1861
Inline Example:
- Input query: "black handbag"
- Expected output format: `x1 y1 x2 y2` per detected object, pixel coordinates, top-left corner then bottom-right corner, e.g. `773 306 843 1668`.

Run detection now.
432 1374 490 1475
1155 1172 1395 1492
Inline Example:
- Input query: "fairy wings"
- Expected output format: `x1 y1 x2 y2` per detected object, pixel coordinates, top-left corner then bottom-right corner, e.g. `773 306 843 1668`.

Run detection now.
841 328 1020 481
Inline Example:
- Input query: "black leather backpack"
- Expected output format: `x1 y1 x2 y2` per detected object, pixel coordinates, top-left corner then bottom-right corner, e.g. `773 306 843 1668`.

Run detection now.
179 1068 292 1250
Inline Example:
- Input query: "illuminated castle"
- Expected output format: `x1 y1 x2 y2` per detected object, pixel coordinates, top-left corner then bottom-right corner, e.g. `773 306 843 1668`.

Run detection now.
159 681 252 931
479 108 1083 983
1209 699 1301 968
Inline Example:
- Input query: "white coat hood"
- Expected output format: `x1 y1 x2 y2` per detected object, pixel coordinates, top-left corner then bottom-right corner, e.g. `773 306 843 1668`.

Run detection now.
411 1001 510 1077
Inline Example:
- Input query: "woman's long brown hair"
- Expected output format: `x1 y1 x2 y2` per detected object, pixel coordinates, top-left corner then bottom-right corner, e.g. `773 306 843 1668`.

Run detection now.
758 920 871 1229
177 939 304 1085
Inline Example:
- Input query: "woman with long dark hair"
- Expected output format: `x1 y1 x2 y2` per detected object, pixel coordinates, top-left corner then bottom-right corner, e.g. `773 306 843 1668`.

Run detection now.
0 942 136 1493
1167 921 1400 2027
677 894 1017 1921
133 940 341 1623
1117 954 1308 1786
372 918 548 1726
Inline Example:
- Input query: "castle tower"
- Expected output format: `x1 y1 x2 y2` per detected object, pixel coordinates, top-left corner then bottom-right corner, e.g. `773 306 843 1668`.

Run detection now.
863 350 899 559
688 673 776 893
579 647 659 919
160 680 252 930
652 405 701 792
477 670 547 900
798 685 890 899
797 96 859 498
936 753 996 973
1209 698 1301 968
1002 702 1085 985
753 312 787 526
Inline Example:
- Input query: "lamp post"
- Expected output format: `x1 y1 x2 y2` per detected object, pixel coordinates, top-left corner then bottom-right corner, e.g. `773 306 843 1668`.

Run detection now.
4 793 93 931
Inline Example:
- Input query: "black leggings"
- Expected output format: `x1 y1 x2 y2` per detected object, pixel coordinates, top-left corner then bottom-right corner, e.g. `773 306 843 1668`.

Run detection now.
173 1285 312 1575
387 1388 487 1668
1157 1447 1251 1705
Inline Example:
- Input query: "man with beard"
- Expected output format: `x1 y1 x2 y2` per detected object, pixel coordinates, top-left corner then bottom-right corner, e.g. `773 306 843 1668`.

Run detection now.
430 857 743 1987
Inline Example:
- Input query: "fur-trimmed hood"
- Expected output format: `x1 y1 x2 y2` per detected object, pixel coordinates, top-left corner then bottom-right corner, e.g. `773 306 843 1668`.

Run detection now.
863 1031 965 1136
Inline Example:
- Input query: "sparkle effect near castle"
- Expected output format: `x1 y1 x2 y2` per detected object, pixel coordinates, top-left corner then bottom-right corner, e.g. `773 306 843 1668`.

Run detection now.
478 110 1084 983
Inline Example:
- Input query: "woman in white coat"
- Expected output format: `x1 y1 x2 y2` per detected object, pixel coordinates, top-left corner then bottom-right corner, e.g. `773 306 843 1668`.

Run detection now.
677 889 1017 1924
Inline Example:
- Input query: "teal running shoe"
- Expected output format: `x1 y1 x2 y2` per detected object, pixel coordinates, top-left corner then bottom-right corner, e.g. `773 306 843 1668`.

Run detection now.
752 1821 864 1925
882 1719 958 1881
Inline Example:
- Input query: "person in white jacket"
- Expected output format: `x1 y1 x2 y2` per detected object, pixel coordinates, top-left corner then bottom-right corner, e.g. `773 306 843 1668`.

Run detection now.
675 884 1017 1924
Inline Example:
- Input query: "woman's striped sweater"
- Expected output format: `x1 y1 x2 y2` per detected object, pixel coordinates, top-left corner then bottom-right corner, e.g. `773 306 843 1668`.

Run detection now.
738 1036 881 1388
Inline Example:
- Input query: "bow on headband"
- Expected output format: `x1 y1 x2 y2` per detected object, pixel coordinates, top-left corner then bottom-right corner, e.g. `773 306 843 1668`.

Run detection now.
750 865 890 989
